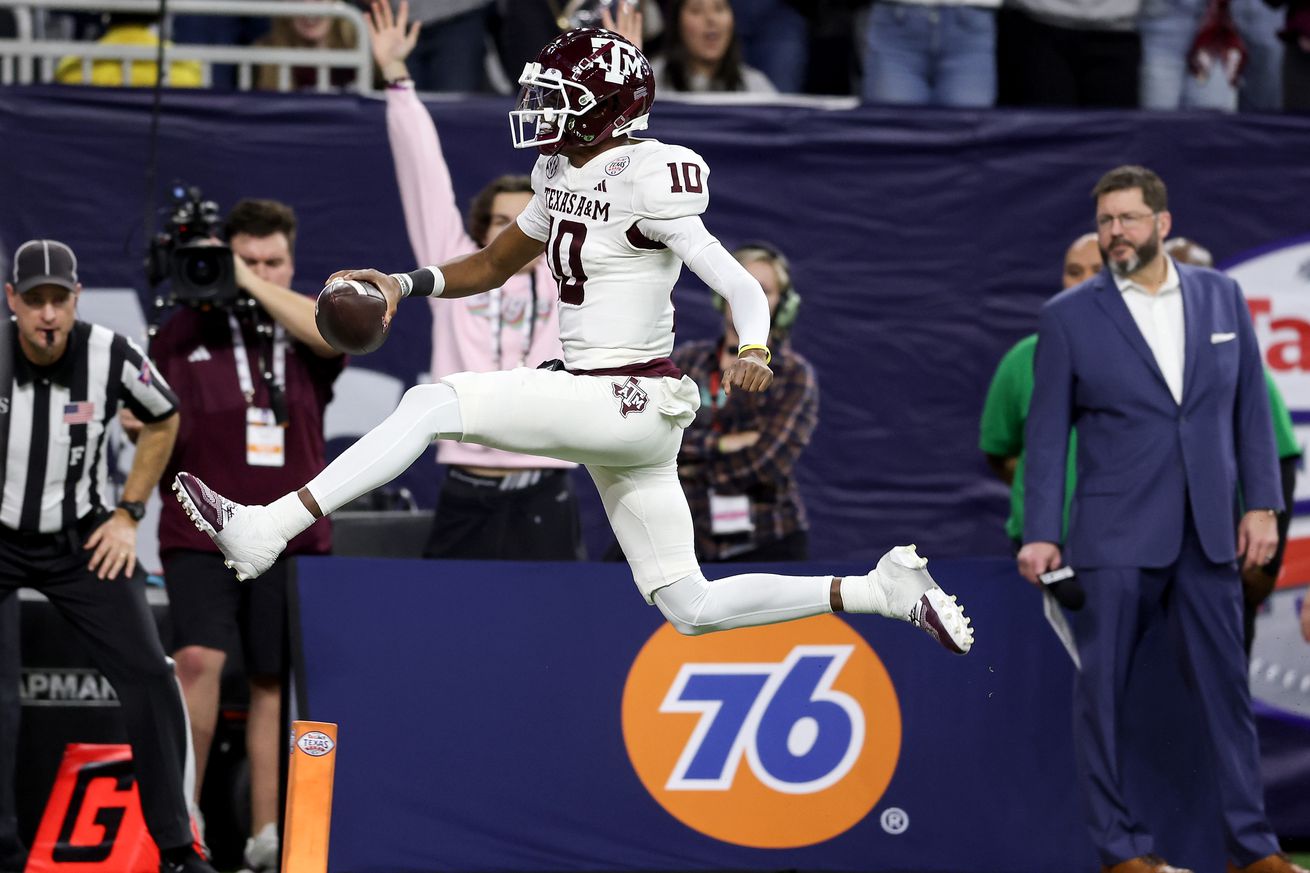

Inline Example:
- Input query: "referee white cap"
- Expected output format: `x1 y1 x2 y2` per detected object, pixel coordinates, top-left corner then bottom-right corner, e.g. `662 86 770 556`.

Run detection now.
12 239 79 294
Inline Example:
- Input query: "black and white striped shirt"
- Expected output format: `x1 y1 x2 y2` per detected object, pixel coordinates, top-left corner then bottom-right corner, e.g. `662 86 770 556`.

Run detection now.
2 321 178 533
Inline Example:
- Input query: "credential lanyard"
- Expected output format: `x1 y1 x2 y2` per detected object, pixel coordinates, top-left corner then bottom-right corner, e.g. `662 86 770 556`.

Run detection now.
488 273 540 369
228 314 286 406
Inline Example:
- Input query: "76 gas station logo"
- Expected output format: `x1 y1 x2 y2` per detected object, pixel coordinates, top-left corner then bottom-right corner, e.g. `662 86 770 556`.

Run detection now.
623 617 901 848
661 646 864 794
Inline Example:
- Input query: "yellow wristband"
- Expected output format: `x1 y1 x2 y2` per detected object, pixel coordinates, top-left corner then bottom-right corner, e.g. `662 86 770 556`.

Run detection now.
737 344 771 365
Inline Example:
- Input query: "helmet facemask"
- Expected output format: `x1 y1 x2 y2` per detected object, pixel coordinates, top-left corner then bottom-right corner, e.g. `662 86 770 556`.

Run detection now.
510 63 600 154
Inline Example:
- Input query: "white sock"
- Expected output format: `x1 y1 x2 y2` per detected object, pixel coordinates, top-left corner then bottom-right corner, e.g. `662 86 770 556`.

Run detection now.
267 492 316 542
305 383 463 515
840 571 893 617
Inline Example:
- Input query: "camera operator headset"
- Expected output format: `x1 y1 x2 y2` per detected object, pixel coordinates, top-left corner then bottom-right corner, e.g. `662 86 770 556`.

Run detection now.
671 241 817 563
132 193 343 873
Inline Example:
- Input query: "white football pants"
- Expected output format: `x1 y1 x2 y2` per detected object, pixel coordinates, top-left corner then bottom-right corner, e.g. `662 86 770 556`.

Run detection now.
303 369 834 628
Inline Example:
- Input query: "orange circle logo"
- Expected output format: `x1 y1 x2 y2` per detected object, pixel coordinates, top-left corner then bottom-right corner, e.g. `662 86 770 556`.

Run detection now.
621 615 901 848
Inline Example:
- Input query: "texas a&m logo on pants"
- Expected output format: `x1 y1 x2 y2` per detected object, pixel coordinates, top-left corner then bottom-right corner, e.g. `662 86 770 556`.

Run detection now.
612 377 650 418
622 616 901 848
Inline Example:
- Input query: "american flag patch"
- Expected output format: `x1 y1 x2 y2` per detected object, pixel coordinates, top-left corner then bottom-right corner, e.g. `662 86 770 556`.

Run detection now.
138 360 153 386
63 401 95 425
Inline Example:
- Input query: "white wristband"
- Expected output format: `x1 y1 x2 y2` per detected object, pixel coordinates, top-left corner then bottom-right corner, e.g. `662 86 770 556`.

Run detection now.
390 272 414 298
429 266 446 298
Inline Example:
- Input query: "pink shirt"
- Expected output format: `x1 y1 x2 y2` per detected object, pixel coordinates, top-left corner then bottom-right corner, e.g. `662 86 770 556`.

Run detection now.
386 85 571 470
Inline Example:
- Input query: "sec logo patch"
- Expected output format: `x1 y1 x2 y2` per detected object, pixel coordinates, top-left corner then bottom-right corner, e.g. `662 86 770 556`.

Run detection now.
622 616 900 848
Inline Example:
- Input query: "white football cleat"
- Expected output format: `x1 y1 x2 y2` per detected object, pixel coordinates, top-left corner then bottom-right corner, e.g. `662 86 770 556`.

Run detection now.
878 545 974 654
172 472 285 581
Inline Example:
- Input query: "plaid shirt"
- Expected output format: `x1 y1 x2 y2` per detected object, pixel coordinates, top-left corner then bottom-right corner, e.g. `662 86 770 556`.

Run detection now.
672 338 820 561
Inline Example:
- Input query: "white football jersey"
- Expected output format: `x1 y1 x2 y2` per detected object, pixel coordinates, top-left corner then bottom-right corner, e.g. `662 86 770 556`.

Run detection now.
516 138 710 371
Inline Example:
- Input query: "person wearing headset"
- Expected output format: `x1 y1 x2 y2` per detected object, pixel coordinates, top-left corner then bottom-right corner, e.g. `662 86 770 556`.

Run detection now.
670 243 819 562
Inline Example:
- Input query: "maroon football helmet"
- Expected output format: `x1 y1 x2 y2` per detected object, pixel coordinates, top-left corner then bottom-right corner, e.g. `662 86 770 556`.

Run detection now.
510 27 655 156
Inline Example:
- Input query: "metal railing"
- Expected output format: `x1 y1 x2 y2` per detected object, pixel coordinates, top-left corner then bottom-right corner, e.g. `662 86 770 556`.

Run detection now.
0 0 374 91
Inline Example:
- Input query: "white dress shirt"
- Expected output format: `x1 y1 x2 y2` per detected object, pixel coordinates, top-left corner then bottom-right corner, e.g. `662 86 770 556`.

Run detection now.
1114 256 1185 405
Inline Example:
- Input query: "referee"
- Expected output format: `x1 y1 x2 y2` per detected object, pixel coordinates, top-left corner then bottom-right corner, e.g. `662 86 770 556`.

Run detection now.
0 241 215 873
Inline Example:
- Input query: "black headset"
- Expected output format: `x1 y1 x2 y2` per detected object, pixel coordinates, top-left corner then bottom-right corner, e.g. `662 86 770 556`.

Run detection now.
713 242 802 331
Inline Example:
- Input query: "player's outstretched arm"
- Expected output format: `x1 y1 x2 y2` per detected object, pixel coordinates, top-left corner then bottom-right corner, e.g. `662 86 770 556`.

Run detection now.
327 223 545 317
438 223 547 296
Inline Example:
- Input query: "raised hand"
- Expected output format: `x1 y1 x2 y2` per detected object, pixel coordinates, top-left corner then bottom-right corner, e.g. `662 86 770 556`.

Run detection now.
368 0 420 82
601 0 643 51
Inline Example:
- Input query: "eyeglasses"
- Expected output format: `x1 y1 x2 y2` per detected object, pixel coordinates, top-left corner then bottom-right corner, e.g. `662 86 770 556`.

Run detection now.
1096 212 1156 231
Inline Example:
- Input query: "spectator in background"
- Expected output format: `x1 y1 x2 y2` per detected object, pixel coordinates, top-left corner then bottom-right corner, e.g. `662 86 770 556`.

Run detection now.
979 232 1101 552
861 0 1000 107
143 200 343 873
1232 0 1286 109
172 15 270 91
730 0 808 92
493 0 664 88
369 1 584 559
1165 236 1301 655
997 0 1141 106
671 244 818 562
984 231 1301 660
253 7 359 90
653 0 778 93
1020 165 1301 873
405 0 493 91
1138 0 1284 111
1270 0 1310 108
55 14 203 86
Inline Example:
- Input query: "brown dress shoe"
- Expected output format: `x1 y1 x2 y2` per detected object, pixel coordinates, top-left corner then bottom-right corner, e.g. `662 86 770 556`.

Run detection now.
1101 855 1195 873
1234 855 1310 873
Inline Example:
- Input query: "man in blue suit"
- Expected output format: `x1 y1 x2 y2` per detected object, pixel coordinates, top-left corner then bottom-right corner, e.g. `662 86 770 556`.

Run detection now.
1018 165 1303 873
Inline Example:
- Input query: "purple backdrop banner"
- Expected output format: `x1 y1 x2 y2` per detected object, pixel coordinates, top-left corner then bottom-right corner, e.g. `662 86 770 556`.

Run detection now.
3 87 1310 562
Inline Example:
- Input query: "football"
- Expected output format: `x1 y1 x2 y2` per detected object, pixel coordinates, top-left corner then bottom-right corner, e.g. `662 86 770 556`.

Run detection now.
315 279 390 355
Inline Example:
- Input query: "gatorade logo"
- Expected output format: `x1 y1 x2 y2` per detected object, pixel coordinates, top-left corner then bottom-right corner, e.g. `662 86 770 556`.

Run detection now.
622 616 901 848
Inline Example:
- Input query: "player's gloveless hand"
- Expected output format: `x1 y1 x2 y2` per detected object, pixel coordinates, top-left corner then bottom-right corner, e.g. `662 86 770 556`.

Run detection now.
326 268 401 325
722 350 772 394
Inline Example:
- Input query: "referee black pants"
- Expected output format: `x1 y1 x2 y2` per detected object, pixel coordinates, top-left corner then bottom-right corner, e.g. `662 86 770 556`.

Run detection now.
0 522 192 852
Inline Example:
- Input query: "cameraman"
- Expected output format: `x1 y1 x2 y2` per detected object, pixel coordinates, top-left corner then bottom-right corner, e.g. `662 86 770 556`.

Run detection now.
142 199 342 873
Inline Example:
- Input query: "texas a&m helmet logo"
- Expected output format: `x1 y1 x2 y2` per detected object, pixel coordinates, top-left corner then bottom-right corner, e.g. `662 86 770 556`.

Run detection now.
587 36 645 84
612 377 649 417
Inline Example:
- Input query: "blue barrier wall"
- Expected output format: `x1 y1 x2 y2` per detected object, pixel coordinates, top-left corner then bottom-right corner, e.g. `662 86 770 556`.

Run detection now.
292 557 1309 873
4 89 1310 562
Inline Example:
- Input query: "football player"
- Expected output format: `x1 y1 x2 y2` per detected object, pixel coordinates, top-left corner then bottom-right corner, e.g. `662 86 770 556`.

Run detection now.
173 27 974 654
